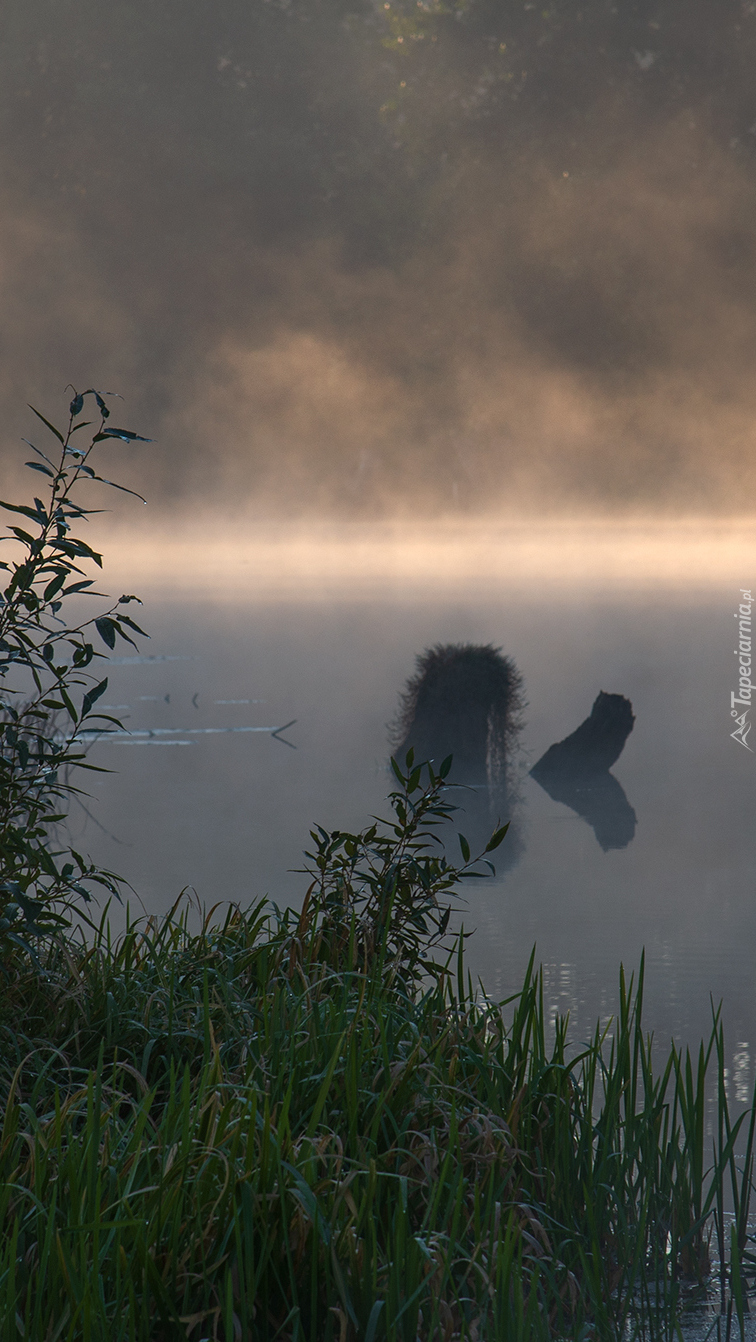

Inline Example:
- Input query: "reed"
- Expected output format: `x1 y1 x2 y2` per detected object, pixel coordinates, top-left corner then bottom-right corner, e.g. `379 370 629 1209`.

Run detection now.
1 759 755 1341
2 393 753 1338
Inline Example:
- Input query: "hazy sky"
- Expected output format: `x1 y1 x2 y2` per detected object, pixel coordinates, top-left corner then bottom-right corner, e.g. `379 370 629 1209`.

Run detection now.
2 0 756 516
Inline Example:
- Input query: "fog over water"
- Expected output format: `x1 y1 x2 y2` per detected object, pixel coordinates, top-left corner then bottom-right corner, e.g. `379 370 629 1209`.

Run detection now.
70 531 756 1086
2 0 756 514
2 2 756 1078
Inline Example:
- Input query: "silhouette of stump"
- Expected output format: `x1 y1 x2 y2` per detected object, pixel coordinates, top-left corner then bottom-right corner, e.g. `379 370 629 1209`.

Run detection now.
530 692 637 851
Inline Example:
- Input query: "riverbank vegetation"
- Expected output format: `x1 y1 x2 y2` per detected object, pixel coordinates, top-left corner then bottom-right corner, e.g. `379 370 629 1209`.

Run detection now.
1 395 756 1338
2 767 756 1339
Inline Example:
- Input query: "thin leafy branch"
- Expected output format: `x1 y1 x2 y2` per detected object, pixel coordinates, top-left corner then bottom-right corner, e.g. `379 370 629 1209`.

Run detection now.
0 389 151 964
294 748 509 991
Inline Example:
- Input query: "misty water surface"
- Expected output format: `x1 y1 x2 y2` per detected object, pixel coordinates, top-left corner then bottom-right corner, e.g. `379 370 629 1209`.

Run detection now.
69 530 756 1094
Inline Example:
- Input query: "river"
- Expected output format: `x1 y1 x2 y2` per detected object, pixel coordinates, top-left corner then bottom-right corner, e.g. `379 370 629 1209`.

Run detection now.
72 518 756 1093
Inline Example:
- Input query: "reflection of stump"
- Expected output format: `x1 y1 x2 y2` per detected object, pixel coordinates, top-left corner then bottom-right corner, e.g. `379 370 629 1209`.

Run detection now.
532 769 637 852
530 692 637 851
391 644 526 866
392 643 525 788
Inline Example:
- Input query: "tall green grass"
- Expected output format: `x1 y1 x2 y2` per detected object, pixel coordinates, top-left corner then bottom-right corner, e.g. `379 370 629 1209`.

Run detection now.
1 761 755 1340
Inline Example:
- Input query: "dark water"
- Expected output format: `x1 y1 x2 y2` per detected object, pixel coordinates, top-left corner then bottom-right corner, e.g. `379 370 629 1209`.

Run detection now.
71 559 756 1094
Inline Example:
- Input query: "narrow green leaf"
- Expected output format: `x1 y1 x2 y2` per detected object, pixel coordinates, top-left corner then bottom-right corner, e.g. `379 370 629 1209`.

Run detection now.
94 617 117 650
305 1030 347 1139
0 500 45 521
28 405 65 443
364 1301 385 1342
117 613 148 638
59 687 78 723
484 822 510 853
99 427 153 443
43 573 67 602
88 475 148 503
81 677 108 718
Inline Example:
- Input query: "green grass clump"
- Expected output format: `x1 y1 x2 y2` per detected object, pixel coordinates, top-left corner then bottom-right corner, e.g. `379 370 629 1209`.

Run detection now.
0 761 754 1340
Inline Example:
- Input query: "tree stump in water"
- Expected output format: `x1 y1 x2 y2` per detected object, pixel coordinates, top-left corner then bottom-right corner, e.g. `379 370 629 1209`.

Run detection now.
392 643 525 789
530 692 637 851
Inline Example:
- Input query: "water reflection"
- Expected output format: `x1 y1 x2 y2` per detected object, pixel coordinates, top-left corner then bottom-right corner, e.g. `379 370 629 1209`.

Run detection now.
530 767 637 851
